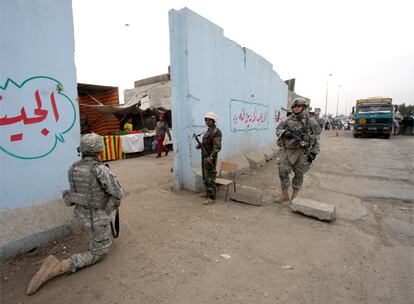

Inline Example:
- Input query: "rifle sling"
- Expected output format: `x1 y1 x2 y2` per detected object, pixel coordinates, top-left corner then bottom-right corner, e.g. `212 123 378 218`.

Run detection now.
110 208 120 238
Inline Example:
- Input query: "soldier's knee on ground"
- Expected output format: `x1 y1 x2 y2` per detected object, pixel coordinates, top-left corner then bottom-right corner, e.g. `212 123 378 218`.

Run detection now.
91 240 112 256
69 251 102 272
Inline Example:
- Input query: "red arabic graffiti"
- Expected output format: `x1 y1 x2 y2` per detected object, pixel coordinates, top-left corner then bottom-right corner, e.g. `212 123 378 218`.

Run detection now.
232 107 269 128
0 90 60 142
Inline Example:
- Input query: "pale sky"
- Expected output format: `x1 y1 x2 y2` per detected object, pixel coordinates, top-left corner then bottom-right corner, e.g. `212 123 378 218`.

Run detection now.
72 0 414 116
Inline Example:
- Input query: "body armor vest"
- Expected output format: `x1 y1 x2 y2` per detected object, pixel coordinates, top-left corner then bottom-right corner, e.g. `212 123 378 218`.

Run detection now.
281 114 311 149
68 159 108 209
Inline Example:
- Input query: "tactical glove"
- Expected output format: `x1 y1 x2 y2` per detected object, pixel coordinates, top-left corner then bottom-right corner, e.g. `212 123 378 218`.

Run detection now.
283 131 295 139
307 152 317 163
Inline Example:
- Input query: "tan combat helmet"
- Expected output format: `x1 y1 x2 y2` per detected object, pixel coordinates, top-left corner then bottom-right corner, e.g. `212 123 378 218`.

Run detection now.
291 97 308 109
204 112 218 123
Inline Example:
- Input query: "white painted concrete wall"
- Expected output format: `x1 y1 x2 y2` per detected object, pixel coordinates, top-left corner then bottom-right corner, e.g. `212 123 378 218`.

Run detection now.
169 8 287 191
0 0 79 258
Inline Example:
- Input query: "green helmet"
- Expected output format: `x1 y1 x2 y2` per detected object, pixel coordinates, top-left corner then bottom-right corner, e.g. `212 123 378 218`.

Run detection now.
292 97 307 109
79 133 103 154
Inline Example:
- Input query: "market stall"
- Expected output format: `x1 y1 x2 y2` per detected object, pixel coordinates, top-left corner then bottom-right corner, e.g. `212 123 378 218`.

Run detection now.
98 130 173 161
100 135 123 161
78 76 173 161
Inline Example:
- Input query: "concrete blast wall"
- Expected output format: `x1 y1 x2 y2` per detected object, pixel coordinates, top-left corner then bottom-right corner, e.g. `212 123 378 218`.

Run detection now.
169 8 288 191
0 0 79 259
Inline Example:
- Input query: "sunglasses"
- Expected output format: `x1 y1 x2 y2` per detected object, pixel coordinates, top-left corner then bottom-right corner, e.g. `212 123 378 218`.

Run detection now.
293 105 304 108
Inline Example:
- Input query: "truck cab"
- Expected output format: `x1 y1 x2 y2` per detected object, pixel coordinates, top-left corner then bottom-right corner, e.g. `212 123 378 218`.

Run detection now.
352 97 394 139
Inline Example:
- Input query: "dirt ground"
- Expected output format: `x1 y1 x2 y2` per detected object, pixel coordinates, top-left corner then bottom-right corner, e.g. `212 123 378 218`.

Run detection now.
1 131 413 304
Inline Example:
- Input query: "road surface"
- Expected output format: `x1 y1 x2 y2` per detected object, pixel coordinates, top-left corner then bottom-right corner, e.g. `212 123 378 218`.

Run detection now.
1 131 413 304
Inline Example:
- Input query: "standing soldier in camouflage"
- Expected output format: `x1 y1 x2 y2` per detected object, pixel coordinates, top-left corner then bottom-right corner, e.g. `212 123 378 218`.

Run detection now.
274 98 321 203
27 133 124 295
196 112 222 205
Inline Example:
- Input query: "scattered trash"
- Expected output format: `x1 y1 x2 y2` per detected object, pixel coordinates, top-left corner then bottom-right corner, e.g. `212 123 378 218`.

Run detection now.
282 265 293 270
220 253 231 260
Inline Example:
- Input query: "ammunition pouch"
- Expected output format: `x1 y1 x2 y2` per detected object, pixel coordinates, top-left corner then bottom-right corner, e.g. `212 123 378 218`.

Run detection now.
62 190 107 209
62 190 75 207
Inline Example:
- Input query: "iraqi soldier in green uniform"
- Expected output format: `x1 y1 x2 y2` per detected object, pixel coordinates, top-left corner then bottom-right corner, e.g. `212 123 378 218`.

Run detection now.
27 133 124 295
274 98 321 203
196 112 222 205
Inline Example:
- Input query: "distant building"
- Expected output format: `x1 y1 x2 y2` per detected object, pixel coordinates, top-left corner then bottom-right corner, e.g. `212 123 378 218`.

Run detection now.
284 78 310 111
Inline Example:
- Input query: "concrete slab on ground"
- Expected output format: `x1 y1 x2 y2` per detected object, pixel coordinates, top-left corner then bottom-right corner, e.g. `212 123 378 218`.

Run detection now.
270 142 279 153
245 150 266 169
290 197 336 221
261 146 275 161
300 188 367 221
230 185 263 206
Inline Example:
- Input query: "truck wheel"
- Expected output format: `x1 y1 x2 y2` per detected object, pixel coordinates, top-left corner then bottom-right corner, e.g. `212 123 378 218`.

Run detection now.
353 133 359 138
384 134 390 139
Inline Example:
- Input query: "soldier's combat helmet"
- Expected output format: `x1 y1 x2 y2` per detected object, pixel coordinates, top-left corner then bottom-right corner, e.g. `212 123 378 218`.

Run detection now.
79 133 104 154
291 97 308 109
204 112 217 122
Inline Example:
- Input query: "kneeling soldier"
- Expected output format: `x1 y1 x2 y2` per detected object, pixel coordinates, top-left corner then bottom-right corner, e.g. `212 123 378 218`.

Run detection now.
27 133 124 294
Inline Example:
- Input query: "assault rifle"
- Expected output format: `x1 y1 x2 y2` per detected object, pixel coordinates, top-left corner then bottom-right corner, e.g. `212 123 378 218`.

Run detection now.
103 162 120 238
192 132 208 156
284 125 316 162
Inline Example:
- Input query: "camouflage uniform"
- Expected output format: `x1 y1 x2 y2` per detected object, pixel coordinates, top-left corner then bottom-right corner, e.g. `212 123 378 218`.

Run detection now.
27 133 124 295
67 158 124 272
201 126 222 199
276 112 321 190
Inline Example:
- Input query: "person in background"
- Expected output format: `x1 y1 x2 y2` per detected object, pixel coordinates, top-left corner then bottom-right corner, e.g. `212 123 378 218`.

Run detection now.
393 112 401 135
123 118 133 132
155 112 171 158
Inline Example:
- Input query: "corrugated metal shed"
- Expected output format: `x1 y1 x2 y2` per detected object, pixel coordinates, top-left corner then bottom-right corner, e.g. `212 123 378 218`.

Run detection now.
78 83 121 135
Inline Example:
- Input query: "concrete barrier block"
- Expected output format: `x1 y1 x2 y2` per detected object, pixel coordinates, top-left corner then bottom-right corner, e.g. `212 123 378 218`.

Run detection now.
226 155 250 177
261 146 275 161
245 150 266 169
290 198 336 221
270 142 279 153
230 185 263 206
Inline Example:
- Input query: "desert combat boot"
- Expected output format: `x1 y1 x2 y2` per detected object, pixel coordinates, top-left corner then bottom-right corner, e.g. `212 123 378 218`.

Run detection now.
27 255 71 295
273 188 290 203
203 197 216 205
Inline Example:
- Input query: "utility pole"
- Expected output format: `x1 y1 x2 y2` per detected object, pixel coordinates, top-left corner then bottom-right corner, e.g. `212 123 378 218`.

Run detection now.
324 73 333 118
345 94 350 116
336 84 342 117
